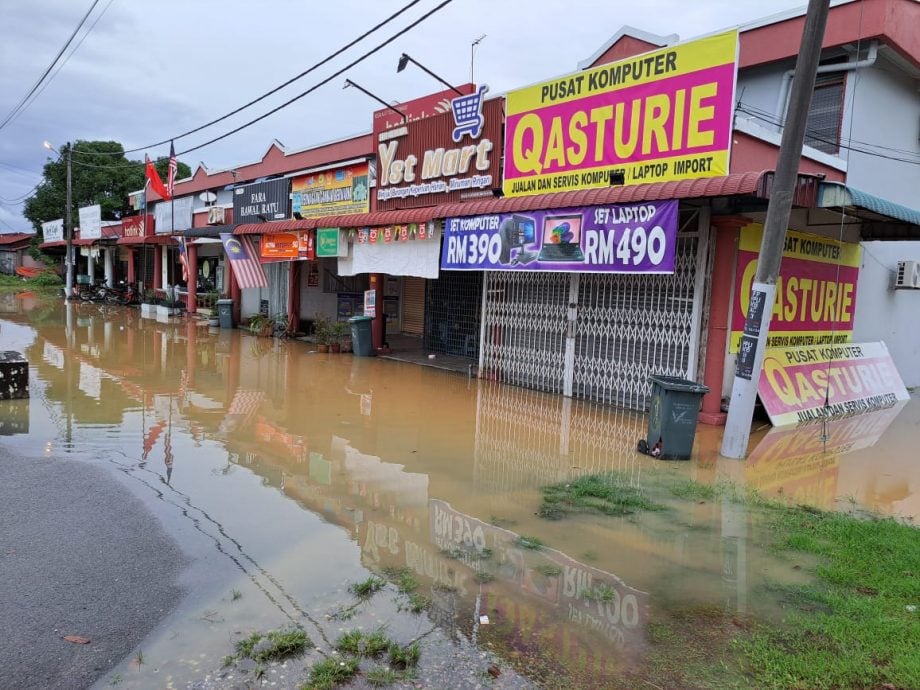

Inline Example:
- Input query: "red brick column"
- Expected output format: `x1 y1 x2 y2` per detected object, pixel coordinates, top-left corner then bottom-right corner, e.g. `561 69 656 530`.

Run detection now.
186 243 198 313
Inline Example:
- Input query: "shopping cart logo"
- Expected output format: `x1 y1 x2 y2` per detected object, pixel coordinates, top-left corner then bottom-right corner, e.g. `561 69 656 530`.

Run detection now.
451 84 489 143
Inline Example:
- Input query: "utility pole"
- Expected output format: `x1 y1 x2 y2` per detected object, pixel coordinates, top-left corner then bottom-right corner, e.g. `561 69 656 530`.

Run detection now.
720 0 831 459
471 35 486 84
65 142 74 300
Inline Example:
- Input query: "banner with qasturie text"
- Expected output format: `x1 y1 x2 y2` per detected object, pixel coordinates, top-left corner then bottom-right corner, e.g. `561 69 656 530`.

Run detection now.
441 201 678 273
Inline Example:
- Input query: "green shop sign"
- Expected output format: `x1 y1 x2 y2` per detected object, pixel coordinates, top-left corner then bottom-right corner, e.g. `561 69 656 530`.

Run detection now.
316 227 344 257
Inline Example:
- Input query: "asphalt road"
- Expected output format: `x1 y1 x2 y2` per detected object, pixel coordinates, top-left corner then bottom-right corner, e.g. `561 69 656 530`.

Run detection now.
0 447 186 690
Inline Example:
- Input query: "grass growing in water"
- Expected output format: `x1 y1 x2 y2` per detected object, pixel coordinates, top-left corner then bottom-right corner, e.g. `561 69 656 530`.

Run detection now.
304 656 359 690
388 642 421 670
534 564 562 577
233 626 310 663
335 629 391 658
514 535 544 550
739 507 920 689
540 473 664 519
348 576 385 598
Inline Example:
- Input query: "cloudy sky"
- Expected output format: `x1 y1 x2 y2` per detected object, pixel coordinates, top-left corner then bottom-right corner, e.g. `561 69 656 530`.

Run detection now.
0 0 808 233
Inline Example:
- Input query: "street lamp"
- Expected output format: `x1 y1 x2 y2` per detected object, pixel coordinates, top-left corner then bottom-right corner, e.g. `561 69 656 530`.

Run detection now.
43 140 73 299
343 79 406 122
470 35 486 84
396 53 463 95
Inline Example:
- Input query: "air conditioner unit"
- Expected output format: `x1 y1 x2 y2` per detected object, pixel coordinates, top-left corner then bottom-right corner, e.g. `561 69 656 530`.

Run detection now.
207 206 225 225
894 260 920 289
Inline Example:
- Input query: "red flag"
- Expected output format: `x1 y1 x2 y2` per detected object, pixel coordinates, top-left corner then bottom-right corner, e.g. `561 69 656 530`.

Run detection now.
145 156 170 200
167 142 178 197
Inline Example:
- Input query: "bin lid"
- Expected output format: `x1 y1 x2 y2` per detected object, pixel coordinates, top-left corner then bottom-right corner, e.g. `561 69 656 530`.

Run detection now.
348 316 373 323
217 298 234 304
648 374 710 394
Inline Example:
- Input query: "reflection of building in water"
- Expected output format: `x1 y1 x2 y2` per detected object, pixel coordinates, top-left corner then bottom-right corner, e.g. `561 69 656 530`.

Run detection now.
0 400 29 435
474 380 647 491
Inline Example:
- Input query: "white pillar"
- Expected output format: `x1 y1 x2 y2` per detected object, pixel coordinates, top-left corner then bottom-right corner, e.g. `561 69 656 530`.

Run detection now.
104 248 114 287
161 245 168 289
87 250 95 282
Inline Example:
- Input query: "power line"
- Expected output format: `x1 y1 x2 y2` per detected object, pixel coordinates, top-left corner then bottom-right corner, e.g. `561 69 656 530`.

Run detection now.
72 0 425 158
0 0 102 132
3 0 117 131
178 0 455 157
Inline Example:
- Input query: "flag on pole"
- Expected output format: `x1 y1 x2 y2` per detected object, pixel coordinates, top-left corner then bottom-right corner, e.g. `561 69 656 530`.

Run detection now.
177 236 190 282
220 233 268 289
145 155 170 200
167 141 178 198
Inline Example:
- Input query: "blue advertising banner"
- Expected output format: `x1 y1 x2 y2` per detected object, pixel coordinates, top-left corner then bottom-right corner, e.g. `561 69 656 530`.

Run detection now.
441 200 679 273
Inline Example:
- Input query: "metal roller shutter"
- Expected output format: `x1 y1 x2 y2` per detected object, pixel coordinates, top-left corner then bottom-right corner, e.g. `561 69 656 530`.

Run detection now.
401 277 426 335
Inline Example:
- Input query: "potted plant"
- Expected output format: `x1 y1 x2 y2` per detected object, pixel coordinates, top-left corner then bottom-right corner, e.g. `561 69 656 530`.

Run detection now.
140 290 157 318
156 286 182 321
312 313 333 353
247 312 284 338
197 290 218 318
330 319 350 353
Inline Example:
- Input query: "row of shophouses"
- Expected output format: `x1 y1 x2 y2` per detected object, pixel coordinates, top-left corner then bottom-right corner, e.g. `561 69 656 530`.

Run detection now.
38 0 920 422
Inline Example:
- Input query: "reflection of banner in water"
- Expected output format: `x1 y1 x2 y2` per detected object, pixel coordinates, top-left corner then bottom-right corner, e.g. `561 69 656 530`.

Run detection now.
42 342 64 369
78 362 103 399
745 402 906 508
474 380 646 491
142 419 166 461
429 499 647 650
219 389 265 433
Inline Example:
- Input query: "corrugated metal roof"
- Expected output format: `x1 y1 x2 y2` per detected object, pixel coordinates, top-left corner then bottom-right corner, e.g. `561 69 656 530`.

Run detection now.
234 208 440 234
0 233 33 246
115 235 176 246
818 182 920 226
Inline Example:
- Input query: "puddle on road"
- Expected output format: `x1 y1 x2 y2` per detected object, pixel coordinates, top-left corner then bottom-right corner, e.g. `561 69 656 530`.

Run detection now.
1 295 917 688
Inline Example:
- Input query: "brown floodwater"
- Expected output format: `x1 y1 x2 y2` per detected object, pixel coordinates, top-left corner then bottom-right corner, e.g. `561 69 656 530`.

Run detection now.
1 293 917 688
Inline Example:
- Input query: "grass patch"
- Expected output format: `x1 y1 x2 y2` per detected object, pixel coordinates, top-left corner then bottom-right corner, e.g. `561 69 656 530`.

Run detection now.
366 667 404 686
233 626 310 663
540 473 664 520
304 656 359 690
230 588 242 601
388 642 421 670
404 592 429 613
515 535 544 550
382 567 419 595
335 629 391 658
669 479 717 501
348 576 385 598
534 564 562 577
738 508 920 689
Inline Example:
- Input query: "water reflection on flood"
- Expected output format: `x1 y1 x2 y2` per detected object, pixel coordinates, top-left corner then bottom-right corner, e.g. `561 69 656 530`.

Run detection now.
1 295 917 687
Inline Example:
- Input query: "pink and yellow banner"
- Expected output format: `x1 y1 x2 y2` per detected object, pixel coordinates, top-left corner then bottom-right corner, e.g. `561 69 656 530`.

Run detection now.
758 341 909 426
502 31 738 197
731 224 862 352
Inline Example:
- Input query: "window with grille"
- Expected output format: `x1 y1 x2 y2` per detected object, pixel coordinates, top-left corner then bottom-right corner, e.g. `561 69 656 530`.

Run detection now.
806 73 845 154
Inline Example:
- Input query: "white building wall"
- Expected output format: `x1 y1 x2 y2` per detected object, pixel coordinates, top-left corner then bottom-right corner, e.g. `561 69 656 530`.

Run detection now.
853 241 920 388
844 58 920 208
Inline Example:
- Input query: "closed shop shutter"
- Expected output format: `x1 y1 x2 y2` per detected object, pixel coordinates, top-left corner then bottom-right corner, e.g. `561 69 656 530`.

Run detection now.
401 277 426 335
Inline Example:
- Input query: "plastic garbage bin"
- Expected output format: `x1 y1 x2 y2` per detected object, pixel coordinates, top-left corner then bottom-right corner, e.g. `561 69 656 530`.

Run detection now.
217 298 235 329
349 316 375 357
642 375 710 460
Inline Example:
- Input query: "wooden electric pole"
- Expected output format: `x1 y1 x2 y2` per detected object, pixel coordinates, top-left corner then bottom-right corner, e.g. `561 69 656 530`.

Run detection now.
721 0 832 458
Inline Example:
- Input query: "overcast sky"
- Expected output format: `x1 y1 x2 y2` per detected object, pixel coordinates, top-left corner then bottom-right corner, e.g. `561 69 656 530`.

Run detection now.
0 0 808 233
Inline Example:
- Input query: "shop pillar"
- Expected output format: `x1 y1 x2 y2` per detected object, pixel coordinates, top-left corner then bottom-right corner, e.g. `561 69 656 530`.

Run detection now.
104 247 114 287
153 246 162 290
185 319 197 388
288 261 301 334
699 216 746 425
87 251 96 283
229 263 241 325
370 273 385 350
126 249 136 285
187 243 198 313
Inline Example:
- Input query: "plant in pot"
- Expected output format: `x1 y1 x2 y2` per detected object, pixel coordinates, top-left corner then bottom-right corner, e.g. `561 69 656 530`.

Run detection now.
140 290 157 318
330 319 350 353
248 312 286 338
156 286 182 320
312 314 334 353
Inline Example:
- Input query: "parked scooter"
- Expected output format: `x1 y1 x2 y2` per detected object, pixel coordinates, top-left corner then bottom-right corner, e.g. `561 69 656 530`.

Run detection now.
74 278 109 302
104 280 139 305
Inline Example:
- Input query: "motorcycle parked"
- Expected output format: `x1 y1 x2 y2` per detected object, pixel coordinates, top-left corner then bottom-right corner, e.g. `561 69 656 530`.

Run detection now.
104 281 139 305
74 278 109 302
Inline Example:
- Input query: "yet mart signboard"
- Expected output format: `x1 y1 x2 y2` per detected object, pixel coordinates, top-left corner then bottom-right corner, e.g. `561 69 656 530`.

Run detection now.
503 31 737 197
374 88 502 210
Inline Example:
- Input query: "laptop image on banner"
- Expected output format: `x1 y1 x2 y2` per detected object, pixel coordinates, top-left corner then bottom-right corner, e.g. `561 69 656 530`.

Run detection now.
537 214 585 262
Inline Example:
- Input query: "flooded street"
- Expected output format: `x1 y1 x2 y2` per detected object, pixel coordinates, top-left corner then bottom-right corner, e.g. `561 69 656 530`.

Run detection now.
2 293 918 689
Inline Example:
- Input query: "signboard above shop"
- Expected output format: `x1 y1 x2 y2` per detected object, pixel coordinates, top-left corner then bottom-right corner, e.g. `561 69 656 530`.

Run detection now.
233 178 291 224
373 84 475 135
291 162 369 219
41 218 64 243
78 204 102 240
374 90 502 210
502 30 738 197
316 227 347 257
154 196 194 234
121 214 154 238
442 201 678 273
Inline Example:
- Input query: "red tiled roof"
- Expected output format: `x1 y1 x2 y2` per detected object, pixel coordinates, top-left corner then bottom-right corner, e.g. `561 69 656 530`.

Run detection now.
0 232 33 246
116 235 176 246
234 207 440 234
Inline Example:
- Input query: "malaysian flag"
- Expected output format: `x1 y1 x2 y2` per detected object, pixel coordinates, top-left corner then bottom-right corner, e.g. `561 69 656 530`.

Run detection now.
220 233 268 289
177 236 190 282
167 141 178 198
